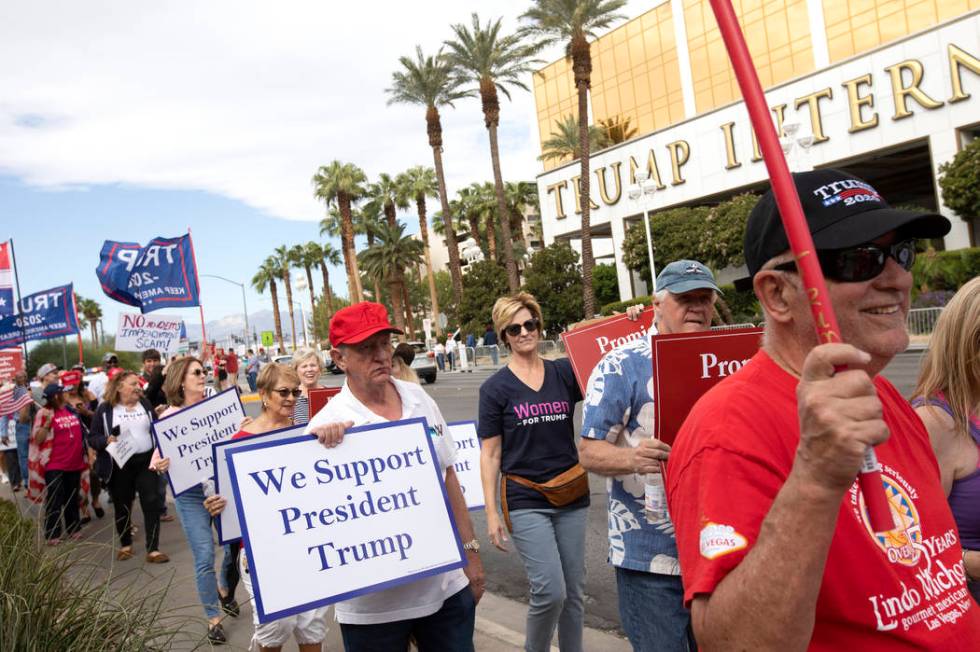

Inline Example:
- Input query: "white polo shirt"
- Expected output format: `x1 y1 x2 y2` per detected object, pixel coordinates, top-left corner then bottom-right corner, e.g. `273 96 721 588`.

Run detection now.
305 377 468 625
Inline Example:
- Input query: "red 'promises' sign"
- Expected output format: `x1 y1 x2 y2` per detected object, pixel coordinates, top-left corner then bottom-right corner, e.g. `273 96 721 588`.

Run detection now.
0 349 24 381
561 307 656 394
308 386 341 421
652 328 763 445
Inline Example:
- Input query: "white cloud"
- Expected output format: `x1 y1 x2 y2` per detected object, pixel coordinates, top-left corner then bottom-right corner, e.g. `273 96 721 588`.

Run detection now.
1 0 650 222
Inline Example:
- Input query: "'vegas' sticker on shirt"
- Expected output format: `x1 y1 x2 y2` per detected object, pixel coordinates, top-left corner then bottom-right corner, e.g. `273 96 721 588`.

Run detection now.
699 522 747 560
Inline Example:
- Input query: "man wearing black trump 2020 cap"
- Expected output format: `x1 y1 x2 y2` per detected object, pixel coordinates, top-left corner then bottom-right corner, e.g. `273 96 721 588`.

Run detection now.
667 169 980 649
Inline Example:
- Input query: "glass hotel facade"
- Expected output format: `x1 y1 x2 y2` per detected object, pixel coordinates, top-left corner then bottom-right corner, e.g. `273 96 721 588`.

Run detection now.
533 1 980 299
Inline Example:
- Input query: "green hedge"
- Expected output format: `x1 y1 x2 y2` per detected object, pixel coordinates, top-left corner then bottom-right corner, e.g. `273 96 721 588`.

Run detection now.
601 295 652 316
912 246 980 296
600 286 761 324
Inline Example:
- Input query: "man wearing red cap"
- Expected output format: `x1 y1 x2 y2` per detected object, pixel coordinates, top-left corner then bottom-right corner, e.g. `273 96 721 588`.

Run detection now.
306 302 484 650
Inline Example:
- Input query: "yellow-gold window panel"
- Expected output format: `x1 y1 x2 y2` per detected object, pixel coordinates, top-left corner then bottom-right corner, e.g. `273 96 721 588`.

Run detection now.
823 0 980 62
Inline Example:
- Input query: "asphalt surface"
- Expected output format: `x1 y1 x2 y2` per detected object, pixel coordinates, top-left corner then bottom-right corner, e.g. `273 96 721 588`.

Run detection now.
270 347 928 634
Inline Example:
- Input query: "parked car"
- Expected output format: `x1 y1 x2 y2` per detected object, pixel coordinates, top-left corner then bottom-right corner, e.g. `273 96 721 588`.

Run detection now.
406 341 437 384
272 354 293 366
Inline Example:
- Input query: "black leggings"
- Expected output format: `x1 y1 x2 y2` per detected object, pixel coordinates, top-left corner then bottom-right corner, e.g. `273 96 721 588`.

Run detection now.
225 541 242 598
109 452 162 552
44 470 81 539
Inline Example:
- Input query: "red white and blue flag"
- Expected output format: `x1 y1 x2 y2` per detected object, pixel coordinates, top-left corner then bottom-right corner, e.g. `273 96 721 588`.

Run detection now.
0 242 13 318
0 384 33 417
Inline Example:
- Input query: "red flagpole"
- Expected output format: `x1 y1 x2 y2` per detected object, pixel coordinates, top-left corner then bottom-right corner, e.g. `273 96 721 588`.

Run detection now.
186 228 208 360
707 0 893 532
72 291 84 365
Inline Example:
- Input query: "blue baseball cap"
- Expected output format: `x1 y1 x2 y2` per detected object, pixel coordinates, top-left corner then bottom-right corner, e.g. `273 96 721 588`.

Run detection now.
656 260 722 294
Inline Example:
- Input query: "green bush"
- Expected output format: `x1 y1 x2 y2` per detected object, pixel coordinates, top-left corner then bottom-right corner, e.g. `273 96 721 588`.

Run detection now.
717 284 762 324
601 295 652 316
938 138 980 222
26 337 142 377
0 499 185 650
911 246 980 296
591 264 620 307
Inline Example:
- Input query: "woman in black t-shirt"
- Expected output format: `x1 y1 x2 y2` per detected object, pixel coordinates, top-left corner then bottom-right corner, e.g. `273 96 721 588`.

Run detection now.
478 292 588 652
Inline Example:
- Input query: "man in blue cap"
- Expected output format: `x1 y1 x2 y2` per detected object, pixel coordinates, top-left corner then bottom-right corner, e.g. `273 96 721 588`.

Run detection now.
578 259 721 652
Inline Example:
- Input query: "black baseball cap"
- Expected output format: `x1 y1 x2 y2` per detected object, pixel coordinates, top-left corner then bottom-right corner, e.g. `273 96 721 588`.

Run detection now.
740 169 950 285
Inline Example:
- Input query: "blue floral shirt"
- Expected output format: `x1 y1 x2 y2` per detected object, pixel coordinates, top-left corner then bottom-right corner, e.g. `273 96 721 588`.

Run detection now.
581 335 680 575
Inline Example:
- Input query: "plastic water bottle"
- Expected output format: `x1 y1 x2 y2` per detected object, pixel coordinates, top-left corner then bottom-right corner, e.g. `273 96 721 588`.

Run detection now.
644 473 668 524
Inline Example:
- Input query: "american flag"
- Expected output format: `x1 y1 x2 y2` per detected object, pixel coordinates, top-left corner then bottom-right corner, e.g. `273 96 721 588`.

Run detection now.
0 241 13 318
0 384 33 417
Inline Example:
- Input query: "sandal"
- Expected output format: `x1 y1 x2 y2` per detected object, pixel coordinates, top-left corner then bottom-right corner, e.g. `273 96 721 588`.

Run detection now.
117 547 134 561
207 623 227 645
220 593 240 618
145 551 170 563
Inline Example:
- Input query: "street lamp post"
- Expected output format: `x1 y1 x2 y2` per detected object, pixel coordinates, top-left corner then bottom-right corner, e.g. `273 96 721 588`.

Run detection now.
292 301 309 347
779 122 815 172
627 170 659 294
200 274 250 350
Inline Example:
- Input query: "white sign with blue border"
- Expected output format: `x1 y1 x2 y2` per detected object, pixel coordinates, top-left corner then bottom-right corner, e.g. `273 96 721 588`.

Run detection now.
213 424 306 544
227 417 466 623
447 421 484 511
152 387 245 495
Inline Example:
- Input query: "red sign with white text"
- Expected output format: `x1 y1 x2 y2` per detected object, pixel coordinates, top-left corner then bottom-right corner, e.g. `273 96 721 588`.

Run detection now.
0 349 23 381
561 307 656 394
651 328 763 446
308 386 341 420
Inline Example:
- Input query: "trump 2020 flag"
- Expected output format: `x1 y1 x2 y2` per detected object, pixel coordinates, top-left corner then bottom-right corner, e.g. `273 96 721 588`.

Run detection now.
0 284 79 348
0 242 13 318
96 234 201 314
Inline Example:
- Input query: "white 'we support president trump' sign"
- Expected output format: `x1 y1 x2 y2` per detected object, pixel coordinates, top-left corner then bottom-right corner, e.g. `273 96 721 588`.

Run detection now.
227 417 466 623
152 388 245 495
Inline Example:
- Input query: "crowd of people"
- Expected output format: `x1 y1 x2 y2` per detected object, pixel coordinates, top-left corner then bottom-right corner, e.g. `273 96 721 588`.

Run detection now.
1 169 978 650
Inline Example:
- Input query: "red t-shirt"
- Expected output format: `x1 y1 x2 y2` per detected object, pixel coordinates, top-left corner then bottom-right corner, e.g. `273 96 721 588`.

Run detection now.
667 350 980 650
45 407 87 472
231 429 254 441
225 352 239 374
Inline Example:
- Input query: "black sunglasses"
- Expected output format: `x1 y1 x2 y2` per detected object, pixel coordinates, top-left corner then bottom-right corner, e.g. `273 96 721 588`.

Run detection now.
271 388 302 398
504 318 541 338
188 368 205 377
773 239 916 283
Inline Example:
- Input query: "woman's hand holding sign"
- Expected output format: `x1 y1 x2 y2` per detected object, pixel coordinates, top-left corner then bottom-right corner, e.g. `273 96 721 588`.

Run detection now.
203 494 227 517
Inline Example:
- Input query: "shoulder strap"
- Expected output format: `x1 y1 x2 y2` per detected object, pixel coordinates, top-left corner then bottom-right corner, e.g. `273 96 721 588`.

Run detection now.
910 396 955 418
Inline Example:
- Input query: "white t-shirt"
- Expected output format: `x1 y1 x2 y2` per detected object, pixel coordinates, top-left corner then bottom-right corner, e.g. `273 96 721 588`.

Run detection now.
445 338 457 353
305 377 468 625
112 403 154 453
88 372 109 401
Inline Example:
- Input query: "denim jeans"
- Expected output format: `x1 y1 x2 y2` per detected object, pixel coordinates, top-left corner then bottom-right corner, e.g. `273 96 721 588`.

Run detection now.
436 354 445 372
509 507 587 652
247 371 258 392
489 345 499 366
615 567 694 652
339 586 475 651
174 485 233 619
15 421 30 484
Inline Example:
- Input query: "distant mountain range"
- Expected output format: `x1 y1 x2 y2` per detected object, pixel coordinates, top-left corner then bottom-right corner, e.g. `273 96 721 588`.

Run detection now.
183 309 311 347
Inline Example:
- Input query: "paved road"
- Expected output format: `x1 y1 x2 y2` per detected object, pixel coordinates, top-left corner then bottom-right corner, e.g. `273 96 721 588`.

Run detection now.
280 348 927 633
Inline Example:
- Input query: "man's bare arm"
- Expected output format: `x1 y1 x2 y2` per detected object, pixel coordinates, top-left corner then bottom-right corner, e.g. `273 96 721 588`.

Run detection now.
578 437 668 477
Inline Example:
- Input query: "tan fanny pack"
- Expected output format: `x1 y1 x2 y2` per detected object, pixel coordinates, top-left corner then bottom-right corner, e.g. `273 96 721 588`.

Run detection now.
500 463 589 532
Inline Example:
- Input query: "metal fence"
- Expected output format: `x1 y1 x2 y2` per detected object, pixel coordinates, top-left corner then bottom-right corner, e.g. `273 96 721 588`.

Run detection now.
906 307 944 336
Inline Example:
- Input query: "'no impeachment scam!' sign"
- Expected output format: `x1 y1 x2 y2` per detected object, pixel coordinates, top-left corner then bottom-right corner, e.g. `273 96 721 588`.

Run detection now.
447 421 483 511
115 312 183 354
651 327 763 446
227 418 466 623
152 388 245 495
561 307 656 394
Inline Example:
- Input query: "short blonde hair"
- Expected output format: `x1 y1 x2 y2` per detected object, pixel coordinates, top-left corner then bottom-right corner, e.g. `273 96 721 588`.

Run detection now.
291 347 322 371
912 276 980 437
492 292 544 350
256 363 300 396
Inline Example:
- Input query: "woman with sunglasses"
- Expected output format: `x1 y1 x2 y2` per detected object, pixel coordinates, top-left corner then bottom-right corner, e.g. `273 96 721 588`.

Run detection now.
911 276 980 602
150 356 236 645
204 363 329 652
478 292 589 652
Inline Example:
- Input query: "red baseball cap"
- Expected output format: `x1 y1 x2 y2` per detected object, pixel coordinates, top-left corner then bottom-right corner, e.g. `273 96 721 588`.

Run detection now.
59 369 83 389
329 302 402 347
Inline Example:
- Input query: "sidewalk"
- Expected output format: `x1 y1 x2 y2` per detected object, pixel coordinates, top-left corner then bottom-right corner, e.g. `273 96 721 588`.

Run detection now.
0 484 629 651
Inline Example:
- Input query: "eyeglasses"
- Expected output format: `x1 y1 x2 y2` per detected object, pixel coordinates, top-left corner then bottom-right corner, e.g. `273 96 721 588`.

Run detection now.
504 318 541 338
271 388 302 398
773 239 916 283
188 369 205 377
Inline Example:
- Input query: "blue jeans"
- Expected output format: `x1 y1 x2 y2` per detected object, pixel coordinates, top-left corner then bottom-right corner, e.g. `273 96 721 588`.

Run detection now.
174 486 233 619
615 567 694 652
339 586 475 651
489 345 499 366
16 421 30 484
509 507 587 652
436 354 445 371
247 370 257 392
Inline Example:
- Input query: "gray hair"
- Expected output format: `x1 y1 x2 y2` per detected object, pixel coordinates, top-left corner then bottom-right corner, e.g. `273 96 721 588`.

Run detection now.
291 346 322 370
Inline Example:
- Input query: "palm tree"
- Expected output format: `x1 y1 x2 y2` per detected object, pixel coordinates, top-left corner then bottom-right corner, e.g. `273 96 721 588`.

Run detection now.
366 173 415 334
273 245 298 350
252 258 285 352
386 45 471 311
522 0 627 317
312 161 368 303
445 14 540 292
505 180 540 251
78 297 102 344
539 114 609 162
293 243 320 346
598 114 637 144
396 166 443 337
358 222 425 340
312 241 341 315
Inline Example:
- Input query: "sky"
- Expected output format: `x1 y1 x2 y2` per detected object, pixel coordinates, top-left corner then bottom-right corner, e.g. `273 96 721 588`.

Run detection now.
0 1 648 338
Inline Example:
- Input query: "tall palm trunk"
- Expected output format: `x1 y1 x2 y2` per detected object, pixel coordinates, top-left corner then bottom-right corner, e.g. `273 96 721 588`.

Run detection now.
416 195 442 337
401 281 415 338
467 214 482 250
572 33 596 317
388 278 406 340
339 193 364 302
269 279 285 352
486 217 497 262
383 200 412 334
318 262 335 315
428 106 463 310
282 272 297 351
89 319 98 344
481 78 519 292
304 264 317 339
365 230 383 302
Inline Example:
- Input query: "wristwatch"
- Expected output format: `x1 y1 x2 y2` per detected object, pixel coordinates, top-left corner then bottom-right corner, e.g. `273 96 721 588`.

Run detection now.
462 539 480 553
